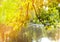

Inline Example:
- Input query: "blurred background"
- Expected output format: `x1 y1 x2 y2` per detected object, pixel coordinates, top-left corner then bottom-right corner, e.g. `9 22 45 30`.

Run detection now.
0 0 60 42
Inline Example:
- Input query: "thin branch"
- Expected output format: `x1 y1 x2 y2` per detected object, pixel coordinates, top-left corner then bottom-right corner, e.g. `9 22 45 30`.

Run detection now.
26 2 29 16
32 0 41 21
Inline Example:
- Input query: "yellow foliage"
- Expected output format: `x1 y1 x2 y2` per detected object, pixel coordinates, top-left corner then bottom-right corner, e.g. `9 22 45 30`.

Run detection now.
0 0 44 35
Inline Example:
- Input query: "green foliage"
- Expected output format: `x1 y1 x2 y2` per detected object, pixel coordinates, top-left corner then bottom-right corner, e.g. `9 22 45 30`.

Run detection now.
32 1 60 26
